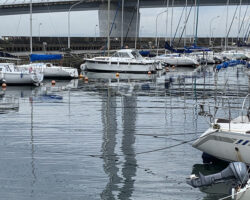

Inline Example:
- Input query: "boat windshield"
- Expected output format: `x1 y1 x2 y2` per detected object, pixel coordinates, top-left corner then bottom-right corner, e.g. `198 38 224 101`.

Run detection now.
131 51 143 59
112 52 130 58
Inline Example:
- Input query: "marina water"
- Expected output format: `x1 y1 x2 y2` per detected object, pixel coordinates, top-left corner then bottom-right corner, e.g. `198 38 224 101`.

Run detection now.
0 65 249 200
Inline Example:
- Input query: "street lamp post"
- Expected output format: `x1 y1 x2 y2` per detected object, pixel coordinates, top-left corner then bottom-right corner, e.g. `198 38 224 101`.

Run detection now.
155 10 168 56
39 23 42 41
209 16 220 46
68 0 84 49
95 24 98 41
211 28 216 47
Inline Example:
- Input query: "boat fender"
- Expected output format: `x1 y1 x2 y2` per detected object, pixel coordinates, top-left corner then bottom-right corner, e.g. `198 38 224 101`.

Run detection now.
213 124 220 129
29 67 33 73
20 72 23 78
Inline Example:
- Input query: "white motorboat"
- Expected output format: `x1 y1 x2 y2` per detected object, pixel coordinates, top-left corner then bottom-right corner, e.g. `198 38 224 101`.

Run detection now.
0 63 43 85
18 63 78 79
192 114 250 165
154 53 199 67
221 50 249 60
84 49 157 73
189 52 216 64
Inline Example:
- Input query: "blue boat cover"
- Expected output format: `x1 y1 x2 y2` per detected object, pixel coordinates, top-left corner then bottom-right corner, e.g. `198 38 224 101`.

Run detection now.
216 60 247 71
30 54 62 62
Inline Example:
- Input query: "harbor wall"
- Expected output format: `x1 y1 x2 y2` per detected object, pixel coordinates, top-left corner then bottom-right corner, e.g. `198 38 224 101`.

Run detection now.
0 36 241 53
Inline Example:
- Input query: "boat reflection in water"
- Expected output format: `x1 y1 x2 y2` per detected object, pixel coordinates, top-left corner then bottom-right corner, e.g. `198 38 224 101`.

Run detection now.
83 71 157 82
0 96 19 114
101 84 137 199
0 79 78 108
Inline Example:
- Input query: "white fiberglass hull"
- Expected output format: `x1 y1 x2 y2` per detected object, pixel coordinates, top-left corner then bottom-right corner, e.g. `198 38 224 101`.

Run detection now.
155 56 198 66
85 60 156 73
18 64 78 79
193 128 250 165
0 72 43 85
43 67 78 78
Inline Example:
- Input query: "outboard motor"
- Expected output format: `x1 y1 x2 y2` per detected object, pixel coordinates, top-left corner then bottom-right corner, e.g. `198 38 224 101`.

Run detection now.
187 162 249 188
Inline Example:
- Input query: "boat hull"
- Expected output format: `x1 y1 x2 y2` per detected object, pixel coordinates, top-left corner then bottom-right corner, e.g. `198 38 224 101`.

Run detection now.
0 72 43 85
155 57 198 67
85 60 156 73
43 67 78 78
192 129 250 165
18 64 78 79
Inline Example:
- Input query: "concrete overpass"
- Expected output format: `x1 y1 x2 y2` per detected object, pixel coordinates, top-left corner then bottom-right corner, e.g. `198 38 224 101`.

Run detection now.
0 0 246 16
0 0 248 38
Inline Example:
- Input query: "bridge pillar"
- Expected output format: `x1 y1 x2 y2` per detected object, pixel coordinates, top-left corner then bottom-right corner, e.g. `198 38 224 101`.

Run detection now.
98 3 140 38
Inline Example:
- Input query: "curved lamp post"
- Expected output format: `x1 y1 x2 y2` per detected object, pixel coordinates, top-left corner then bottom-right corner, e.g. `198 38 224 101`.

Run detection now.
68 0 84 49
155 10 168 56
209 15 220 46
39 22 42 41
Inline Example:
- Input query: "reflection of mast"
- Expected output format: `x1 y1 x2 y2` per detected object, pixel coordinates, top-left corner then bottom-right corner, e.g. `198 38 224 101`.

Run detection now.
101 86 137 199
118 95 137 199
30 98 36 195
101 88 121 199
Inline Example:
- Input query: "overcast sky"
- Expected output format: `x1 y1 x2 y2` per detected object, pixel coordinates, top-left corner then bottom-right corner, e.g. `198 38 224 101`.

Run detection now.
0 5 249 38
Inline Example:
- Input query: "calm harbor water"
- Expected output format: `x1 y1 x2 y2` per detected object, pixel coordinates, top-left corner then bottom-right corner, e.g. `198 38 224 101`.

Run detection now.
0 65 249 200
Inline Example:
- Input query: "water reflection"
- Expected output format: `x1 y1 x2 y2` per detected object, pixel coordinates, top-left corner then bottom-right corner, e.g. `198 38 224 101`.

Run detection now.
84 71 157 82
0 64 249 200
101 84 137 199
30 97 36 196
101 88 121 199
119 95 137 199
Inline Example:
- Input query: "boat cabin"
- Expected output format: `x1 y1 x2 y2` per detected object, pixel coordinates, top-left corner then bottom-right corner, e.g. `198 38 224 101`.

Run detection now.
111 49 143 60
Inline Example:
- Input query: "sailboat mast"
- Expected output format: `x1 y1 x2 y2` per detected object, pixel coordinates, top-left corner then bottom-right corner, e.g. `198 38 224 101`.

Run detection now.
135 0 140 49
194 0 199 46
193 0 196 44
107 0 110 56
225 0 229 50
170 0 175 46
237 0 242 44
184 0 187 46
165 0 169 54
121 0 124 48
30 0 33 54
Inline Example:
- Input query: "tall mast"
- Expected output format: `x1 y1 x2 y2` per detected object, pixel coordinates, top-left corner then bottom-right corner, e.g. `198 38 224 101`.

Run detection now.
165 0 169 54
107 0 110 56
184 0 187 46
225 0 229 50
193 0 196 44
194 0 200 46
170 0 175 46
121 0 124 48
237 0 242 45
30 0 33 54
135 0 140 49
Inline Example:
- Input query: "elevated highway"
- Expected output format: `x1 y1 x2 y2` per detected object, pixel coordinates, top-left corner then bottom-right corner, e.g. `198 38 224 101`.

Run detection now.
0 0 246 16
0 0 248 38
